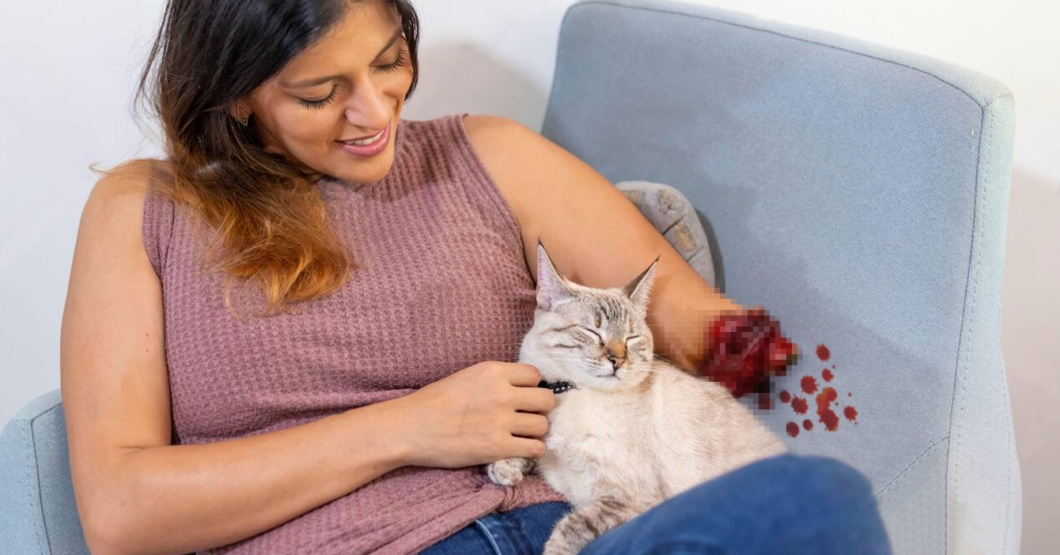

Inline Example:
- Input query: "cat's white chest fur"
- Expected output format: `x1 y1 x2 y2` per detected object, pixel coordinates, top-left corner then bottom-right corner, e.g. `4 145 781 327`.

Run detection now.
536 388 664 509
531 366 787 511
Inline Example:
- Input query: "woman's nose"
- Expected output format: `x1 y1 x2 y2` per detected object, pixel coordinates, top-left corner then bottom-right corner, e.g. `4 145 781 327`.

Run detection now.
344 80 391 130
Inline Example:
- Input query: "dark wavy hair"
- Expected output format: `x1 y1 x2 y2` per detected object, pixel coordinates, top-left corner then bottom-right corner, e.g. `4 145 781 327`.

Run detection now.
114 0 420 316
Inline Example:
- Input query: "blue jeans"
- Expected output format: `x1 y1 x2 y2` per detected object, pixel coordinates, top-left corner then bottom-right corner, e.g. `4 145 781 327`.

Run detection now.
420 454 892 555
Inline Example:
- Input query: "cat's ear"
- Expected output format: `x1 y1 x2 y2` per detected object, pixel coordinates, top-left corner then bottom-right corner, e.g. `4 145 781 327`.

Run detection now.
621 256 660 313
536 240 574 311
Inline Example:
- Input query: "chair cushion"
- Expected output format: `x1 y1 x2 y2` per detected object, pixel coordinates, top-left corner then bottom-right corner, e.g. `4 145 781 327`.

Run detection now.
616 180 716 288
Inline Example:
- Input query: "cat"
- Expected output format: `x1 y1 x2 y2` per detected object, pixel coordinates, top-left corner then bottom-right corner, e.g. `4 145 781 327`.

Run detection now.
486 242 787 555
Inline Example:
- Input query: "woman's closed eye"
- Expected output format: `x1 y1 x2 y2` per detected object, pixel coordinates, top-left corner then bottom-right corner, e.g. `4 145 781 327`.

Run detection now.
378 47 408 74
297 48 409 110
298 86 339 109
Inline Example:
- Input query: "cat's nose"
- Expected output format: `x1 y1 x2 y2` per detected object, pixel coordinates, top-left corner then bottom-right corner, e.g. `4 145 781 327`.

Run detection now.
607 355 625 372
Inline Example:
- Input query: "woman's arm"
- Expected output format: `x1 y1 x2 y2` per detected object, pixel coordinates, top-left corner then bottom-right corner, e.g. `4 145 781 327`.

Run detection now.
61 169 411 555
463 115 743 373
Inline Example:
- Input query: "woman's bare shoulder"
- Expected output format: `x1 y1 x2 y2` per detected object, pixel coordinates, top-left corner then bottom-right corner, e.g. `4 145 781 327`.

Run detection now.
76 158 176 276
90 158 170 198
81 158 174 232
459 113 543 230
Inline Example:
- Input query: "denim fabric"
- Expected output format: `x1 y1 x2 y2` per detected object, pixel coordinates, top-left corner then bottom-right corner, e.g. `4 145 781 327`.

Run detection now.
421 455 892 555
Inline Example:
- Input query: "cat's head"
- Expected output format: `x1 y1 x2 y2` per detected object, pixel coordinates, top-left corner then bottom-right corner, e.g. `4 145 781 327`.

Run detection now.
519 241 659 394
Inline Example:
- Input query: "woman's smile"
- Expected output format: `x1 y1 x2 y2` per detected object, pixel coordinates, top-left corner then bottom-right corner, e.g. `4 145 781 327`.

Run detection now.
336 117 391 157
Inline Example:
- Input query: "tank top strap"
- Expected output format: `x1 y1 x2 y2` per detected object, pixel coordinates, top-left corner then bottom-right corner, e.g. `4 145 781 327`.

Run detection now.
141 182 176 279
440 112 527 256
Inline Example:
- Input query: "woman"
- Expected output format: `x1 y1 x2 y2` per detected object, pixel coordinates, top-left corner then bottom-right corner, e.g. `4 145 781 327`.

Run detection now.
60 1 891 554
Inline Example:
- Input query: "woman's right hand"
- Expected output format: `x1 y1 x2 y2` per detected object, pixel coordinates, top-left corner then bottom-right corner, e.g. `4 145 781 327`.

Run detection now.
387 361 556 469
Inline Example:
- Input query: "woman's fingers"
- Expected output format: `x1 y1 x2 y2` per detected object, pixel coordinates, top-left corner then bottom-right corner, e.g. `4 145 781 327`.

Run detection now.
510 412 550 438
508 436 547 459
506 362 544 387
512 386 556 415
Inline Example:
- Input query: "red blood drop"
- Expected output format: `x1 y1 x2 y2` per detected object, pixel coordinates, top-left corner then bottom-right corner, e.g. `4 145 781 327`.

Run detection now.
816 344 831 362
822 369 834 382
848 393 852 397
816 387 840 431
786 422 800 437
803 419 813 431
801 375 818 395
779 390 791 403
757 392 773 411
791 396 808 415
844 406 858 423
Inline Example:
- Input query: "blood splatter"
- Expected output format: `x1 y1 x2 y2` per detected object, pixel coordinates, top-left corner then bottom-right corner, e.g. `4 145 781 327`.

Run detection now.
779 342 862 436
757 392 773 411
844 406 858 423
801 376 818 395
816 387 840 431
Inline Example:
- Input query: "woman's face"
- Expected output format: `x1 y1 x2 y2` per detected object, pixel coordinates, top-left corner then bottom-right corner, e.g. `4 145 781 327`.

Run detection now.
244 0 413 186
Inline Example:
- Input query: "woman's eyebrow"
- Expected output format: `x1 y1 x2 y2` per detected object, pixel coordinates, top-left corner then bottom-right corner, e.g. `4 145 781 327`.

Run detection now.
281 27 403 88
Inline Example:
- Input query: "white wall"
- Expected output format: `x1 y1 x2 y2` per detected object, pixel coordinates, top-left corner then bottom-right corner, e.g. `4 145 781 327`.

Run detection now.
2 1 1056 552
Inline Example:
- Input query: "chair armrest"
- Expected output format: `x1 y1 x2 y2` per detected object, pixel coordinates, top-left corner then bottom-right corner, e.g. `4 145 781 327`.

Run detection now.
0 389 91 554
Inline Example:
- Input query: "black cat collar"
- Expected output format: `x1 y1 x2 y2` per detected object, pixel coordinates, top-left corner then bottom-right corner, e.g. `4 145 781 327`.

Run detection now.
538 380 577 394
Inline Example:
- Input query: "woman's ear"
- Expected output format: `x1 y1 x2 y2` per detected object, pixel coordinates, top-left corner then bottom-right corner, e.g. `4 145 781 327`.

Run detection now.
229 102 251 126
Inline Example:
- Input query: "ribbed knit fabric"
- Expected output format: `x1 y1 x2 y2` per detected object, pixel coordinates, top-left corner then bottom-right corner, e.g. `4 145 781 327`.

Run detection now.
141 113 568 555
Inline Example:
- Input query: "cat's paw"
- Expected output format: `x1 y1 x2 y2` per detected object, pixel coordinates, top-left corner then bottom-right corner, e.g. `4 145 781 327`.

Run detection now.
486 457 533 486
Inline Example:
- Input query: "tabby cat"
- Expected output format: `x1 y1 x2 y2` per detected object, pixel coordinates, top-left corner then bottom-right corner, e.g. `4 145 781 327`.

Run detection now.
486 243 787 555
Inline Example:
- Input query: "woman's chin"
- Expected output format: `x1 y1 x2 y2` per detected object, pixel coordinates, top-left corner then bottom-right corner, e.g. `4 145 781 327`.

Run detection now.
344 147 397 181
328 161 393 187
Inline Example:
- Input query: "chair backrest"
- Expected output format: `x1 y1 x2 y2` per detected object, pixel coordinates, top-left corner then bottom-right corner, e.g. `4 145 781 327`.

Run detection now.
540 1 1019 554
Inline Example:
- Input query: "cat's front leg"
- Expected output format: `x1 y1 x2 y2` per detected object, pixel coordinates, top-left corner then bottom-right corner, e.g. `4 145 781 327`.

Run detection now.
485 457 535 486
543 498 644 555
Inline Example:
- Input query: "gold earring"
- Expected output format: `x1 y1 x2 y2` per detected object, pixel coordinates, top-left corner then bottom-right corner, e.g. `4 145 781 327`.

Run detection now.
236 106 250 127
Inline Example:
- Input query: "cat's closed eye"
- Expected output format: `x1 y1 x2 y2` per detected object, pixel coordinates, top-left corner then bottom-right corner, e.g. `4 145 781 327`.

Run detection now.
577 327 603 344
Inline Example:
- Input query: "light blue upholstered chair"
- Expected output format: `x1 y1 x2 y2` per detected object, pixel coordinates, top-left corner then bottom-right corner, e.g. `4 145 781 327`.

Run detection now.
0 1 1020 553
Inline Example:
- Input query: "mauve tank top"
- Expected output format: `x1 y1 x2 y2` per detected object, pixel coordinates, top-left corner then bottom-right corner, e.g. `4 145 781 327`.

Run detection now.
141 113 568 554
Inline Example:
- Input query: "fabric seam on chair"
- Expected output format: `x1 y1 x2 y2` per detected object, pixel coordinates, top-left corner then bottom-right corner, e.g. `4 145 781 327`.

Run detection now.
31 403 65 555
990 98 1015 555
20 422 49 555
871 435 948 499
566 1 999 110
944 93 1013 555
944 99 985 555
